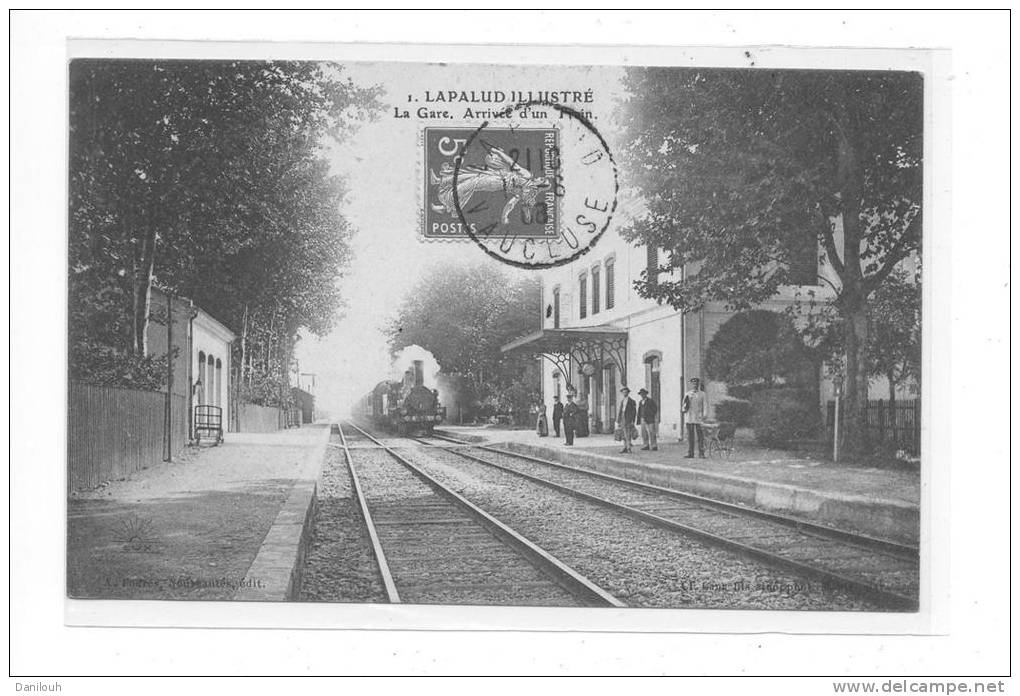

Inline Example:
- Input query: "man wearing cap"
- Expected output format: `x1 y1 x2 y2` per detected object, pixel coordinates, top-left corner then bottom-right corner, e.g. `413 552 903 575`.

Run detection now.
637 388 659 451
562 392 579 446
682 377 707 458
616 386 637 453
551 395 563 437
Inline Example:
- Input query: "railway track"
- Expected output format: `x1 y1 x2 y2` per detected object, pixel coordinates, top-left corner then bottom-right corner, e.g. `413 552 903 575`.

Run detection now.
335 422 623 607
415 433 919 611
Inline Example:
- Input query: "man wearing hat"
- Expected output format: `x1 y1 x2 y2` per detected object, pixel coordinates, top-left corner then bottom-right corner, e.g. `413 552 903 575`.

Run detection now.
682 377 707 458
551 394 564 437
616 386 637 453
562 392 580 446
636 387 659 451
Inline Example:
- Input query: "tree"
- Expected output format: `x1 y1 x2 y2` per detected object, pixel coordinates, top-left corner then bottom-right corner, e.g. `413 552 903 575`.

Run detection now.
617 68 922 454
387 262 541 418
867 267 921 405
69 60 381 392
704 310 814 389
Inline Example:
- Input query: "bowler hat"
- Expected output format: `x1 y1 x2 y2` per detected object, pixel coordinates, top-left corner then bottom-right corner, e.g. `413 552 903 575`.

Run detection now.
620 386 630 393
637 388 648 395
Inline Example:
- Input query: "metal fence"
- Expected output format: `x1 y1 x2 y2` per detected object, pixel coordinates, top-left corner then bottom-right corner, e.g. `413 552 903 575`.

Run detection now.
68 382 187 492
826 398 921 455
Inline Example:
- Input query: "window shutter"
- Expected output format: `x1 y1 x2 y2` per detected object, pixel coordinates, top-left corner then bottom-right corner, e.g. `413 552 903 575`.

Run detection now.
646 245 659 285
787 229 819 286
591 267 600 314
579 274 587 319
606 259 615 309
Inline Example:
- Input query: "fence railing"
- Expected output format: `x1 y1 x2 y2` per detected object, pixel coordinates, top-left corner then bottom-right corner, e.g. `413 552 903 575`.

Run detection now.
826 398 921 455
68 382 187 492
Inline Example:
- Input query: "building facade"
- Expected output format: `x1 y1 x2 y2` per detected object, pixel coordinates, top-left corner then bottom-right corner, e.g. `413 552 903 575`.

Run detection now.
504 222 908 439
147 288 236 438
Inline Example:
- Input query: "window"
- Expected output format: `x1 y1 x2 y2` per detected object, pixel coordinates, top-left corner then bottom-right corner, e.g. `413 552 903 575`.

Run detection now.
605 257 616 309
644 353 662 418
552 286 561 328
215 358 223 408
591 266 601 314
646 244 659 286
787 229 820 286
579 273 588 319
207 354 215 407
197 351 206 405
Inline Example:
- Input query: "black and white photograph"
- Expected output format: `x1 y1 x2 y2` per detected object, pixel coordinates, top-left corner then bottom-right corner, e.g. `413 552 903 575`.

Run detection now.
64 52 924 614
9 9 1011 683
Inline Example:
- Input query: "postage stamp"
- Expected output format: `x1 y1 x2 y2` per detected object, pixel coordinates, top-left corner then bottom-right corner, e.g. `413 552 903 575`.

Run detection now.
423 126 560 240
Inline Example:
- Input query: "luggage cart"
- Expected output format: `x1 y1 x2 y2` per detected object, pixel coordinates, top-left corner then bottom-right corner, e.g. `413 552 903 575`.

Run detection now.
194 405 224 445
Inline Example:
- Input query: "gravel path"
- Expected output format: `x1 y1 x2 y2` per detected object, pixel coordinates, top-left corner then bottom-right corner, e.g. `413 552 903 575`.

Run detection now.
401 446 882 611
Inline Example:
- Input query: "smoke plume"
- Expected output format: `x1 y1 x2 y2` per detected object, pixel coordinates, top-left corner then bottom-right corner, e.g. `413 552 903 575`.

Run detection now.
392 345 441 388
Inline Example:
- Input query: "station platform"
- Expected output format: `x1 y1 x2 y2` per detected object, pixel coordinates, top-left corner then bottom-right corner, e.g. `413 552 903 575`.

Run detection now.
67 424 330 601
435 425 920 545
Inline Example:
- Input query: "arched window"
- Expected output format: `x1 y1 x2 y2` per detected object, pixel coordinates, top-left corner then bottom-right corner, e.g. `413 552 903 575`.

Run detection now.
552 370 562 399
215 358 223 408
578 272 588 319
591 265 601 314
197 351 207 405
207 354 216 408
552 286 561 328
643 351 662 418
605 256 616 310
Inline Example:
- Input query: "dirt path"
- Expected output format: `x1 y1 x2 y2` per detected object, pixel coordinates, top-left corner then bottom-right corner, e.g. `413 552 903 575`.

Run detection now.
67 425 328 600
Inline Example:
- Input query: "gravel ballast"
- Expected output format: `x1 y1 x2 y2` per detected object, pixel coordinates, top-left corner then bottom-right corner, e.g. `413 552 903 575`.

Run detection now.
401 445 883 611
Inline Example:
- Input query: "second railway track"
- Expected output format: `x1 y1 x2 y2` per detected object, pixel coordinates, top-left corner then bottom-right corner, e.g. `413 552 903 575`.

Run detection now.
415 433 919 611
334 422 622 607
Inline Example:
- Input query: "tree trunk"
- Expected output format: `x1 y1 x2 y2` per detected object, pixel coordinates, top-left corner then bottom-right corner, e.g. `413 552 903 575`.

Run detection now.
131 227 157 356
887 368 897 407
841 304 871 456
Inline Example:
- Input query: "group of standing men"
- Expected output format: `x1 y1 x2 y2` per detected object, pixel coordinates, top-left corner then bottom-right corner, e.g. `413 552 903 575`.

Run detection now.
549 377 708 458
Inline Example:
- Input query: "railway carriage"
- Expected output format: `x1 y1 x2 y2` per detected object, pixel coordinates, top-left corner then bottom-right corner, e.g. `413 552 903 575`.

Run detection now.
356 360 446 436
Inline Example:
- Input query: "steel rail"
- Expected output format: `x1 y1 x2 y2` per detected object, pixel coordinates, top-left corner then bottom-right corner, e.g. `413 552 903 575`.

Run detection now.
428 433 918 562
416 437 918 611
344 422 624 608
334 424 401 603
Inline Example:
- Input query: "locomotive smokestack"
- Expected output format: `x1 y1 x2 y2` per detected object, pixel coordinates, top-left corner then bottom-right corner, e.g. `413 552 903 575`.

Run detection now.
413 360 424 387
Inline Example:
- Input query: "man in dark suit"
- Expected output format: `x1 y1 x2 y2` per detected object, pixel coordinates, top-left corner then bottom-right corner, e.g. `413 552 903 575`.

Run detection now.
562 393 579 446
637 387 659 451
617 386 637 453
551 395 564 437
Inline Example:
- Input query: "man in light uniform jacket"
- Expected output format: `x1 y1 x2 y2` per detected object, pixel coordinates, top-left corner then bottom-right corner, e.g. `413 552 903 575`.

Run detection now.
682 377 707 459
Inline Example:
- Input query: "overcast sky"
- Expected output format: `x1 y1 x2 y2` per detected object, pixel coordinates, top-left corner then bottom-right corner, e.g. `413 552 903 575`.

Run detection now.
293 61 629 416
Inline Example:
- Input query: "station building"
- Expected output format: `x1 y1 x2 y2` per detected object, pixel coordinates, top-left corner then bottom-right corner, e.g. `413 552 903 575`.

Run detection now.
503 221 908 440
146 287 236 437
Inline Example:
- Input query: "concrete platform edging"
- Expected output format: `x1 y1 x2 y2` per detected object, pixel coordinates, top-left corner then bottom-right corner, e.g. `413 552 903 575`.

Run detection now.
499 441 919 545
234 425 331 601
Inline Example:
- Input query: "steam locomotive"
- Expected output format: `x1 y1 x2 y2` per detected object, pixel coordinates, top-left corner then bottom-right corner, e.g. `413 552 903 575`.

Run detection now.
356 359 446 436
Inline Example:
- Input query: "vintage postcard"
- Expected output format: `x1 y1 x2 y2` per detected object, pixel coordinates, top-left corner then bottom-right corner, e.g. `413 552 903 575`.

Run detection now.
62 40 938 633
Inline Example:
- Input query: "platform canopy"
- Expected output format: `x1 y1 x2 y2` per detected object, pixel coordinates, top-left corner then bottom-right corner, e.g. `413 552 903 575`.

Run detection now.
502 326 628 387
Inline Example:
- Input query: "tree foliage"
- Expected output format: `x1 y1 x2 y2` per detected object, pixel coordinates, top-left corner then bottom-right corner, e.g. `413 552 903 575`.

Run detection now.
68 59 381 394
388 262 541 419
866 267 921 402
617 68 922 453
704 310 814 389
